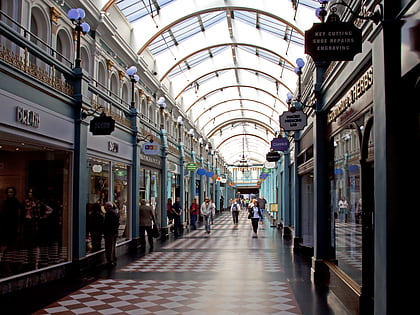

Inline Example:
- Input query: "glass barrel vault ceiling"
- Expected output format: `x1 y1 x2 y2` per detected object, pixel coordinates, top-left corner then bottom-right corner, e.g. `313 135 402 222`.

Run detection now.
106 0 319 166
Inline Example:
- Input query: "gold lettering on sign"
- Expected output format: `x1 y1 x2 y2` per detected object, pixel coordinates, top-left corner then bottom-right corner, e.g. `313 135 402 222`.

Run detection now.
328 66 373 123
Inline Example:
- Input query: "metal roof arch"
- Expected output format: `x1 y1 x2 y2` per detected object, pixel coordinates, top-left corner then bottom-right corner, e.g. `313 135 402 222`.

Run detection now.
129 1 308 55
185 85 283 113
193 98 285 125
174 64 293 101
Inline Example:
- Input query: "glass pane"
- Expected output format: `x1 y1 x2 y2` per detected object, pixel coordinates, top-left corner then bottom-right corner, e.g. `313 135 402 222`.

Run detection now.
0 142 71 277
331 127 362 285
113 163 129 242
87 158 109 253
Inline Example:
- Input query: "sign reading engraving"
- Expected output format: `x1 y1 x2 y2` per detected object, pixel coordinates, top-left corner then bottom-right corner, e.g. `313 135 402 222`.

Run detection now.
305 21 362 61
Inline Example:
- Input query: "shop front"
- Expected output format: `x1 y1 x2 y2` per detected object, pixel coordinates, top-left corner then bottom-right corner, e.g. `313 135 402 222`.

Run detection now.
327 66 374 288
0 90 73 279
86 135 133 254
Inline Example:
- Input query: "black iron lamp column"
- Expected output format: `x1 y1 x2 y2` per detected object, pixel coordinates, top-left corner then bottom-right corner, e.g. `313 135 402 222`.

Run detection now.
125 66 141 242
67 7 91 258
68 8 90 69
214 151 220 214
199 138 205 204
177 116 185 225
188 129 196 211
157 97 169 237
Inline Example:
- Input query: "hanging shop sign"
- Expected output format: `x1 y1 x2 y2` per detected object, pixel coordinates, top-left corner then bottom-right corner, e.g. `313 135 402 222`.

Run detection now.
266 151 281 162
186 163 198 171
89 114 115 135
279 110 307 131
142 141 160 155
197 168 207 176
305 21 362 61
271 137 290 151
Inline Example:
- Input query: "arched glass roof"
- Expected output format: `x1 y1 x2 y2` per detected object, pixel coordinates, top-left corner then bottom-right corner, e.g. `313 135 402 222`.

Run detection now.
105 0 320 166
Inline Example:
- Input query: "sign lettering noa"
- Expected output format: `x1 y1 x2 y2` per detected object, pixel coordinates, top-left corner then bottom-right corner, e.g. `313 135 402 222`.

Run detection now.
305 21 362 62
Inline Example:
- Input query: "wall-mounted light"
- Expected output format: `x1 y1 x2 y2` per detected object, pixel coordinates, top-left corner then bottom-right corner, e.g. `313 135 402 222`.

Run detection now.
157 96 166 109
68 8 90 68
126 66 139 108
316 0 382 24
286 58 314 112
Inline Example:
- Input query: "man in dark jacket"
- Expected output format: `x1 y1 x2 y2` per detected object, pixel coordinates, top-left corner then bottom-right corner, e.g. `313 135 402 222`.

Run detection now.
103 201 119 267
257 195 267 224
139 199 155 250
172 197 182 236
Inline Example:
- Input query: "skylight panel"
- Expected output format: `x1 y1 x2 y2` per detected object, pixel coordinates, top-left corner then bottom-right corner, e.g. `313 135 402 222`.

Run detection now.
116 0 175 23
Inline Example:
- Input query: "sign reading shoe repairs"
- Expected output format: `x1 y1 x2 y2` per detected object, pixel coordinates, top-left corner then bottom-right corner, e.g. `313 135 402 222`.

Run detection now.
279 110 307 131
305 21 362 61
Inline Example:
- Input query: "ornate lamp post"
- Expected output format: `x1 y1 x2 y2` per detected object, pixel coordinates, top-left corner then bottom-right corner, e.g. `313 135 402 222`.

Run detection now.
157 97 168 237
177 116 185 227
67 8 90 68
126 66 139 108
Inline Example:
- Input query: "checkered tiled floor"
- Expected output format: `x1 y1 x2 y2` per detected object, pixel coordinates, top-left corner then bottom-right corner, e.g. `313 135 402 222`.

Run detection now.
33 211 302 314
33 279 301 315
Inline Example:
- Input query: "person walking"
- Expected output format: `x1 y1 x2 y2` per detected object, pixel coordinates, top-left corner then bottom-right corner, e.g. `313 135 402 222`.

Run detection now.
230 198 241 224
200 198 212 234
172 197 183 236
210 198 216 224
257 195 267 224
189 198 199 230
248 203 262 238
103 201 119 267
139 199 156 251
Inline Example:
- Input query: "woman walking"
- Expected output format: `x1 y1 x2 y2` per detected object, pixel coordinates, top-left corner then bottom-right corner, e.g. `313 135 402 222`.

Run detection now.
248 204 262 238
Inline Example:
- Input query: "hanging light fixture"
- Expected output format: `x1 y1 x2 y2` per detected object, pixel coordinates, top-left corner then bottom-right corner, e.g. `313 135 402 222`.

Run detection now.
238 128 249 173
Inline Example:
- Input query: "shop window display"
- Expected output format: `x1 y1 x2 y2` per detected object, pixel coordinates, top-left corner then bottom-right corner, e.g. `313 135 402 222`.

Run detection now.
0 142 70 278
87 158 129 254
331 126 363 285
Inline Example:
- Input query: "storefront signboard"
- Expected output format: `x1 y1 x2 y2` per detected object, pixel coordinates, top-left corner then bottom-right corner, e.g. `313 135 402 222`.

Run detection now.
186 163 198 171
279 110 307 131
271 137 289 151
142 141 160 155
266 151 281 162
89 114 115 135
305 21 362 61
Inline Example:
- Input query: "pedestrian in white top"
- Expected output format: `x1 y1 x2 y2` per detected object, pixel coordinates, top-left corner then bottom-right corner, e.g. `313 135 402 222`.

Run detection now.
200 198 212 234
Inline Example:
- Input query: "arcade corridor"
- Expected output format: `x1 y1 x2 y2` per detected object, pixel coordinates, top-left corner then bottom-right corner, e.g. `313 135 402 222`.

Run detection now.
2 211 350 314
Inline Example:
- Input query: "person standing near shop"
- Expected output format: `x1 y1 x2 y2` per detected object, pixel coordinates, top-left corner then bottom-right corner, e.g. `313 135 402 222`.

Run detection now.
338 196 348 222
103 201 119 267
139 199 155 251
0 187 23 275
172 197 183 237
87 202 104 252
248 203 262 238
189 198 199 230
200 198 212 234
230 198 241 225
257 195 267 224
